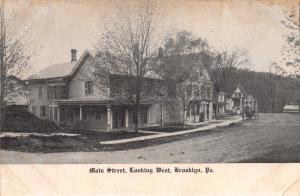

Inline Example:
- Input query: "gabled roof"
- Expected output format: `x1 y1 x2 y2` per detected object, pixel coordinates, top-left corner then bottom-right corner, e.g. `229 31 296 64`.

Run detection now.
34 62 76 79
237 83 247 96
29 50 93 80
231 83 247 97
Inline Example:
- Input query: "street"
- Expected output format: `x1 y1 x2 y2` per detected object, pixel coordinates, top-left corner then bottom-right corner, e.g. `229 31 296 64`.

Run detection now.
1 113 300 163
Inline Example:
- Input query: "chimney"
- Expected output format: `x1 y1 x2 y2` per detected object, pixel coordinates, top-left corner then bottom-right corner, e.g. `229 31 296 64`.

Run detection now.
71 49 77 62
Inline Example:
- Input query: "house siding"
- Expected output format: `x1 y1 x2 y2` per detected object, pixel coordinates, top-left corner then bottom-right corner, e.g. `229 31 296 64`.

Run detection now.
68 57 109 99
28 51 215 130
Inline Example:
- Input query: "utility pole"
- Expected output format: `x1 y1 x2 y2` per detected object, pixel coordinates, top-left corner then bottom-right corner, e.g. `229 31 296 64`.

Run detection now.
0 0 5 132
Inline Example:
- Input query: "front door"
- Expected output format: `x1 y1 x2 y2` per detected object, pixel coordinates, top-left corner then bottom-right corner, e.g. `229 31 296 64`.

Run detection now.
112 111 118 128
112 109 125 128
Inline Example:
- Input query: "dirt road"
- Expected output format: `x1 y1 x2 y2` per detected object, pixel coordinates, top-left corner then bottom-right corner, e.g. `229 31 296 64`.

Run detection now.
1 113 300 163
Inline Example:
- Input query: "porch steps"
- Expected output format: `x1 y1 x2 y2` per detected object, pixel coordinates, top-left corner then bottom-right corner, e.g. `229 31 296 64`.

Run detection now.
100 117 242 145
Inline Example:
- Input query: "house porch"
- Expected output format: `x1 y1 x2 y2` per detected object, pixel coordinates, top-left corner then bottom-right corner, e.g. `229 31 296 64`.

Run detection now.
54 100 156 131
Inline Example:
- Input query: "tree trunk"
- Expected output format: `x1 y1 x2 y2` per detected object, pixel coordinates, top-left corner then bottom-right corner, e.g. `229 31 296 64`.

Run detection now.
182 101 186 128
134 76 141 133
134 102 140 133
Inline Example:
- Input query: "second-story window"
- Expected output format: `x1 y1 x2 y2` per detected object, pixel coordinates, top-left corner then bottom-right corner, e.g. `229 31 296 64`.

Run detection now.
48 86 55 100
31 105 36 114
85 81 94 96
38 86 43 98
194 88 200 98
207 87 211 98
40 105 46 117
186 84 193 98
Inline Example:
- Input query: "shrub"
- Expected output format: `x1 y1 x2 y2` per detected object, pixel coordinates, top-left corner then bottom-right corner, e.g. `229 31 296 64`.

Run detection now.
1 106 62 133
70 120 88 131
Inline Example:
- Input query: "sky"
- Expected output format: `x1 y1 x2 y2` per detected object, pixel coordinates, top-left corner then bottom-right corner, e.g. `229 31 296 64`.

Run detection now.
6 0 298 77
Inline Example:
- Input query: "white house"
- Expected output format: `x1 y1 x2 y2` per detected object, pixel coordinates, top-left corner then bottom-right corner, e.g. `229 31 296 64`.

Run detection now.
27 49 214 131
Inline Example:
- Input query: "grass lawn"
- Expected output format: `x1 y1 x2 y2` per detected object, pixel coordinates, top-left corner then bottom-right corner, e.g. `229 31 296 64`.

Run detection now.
0 125 235 153
140 125 192 133
140 121 221 133
0 131 155 153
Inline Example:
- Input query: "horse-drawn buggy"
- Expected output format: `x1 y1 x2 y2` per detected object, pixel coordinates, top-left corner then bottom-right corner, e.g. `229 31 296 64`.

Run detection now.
242 106 258 120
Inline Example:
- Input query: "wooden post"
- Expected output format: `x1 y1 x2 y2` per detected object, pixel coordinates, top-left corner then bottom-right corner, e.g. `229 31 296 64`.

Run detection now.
209 102 213 120
203 102 207 121
125 107 129 128
79 105 82 120
57 106 60 122
161 104 163 126
107 105 111 131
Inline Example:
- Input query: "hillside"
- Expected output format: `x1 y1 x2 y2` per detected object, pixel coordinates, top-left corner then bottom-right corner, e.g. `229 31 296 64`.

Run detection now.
213 68 300 112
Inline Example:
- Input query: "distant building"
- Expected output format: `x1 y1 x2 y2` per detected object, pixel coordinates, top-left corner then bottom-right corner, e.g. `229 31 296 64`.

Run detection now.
283 105 300 113
212 83 225 117
225 84 257 115
3 75 29 108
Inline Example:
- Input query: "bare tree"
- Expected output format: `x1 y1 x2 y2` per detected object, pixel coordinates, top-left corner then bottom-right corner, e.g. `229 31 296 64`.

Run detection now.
211 48 249 92
268 62 287 112
156 31 212 126
0 1 30 131
94 1 161 132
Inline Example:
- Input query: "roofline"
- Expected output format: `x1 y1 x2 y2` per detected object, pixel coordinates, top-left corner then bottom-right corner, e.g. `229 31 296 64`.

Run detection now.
68 50 94 80
26 76 69 84
27 50 94 82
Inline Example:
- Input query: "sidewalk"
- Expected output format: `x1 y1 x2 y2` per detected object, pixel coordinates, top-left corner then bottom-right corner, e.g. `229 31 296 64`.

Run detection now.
100 116 242 145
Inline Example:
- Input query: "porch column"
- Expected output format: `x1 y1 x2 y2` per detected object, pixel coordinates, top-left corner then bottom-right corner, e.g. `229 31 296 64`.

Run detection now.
125 107 129 128
147 106 151 125
57 106 60 122
183 107 186 125
209 101 213 120
52 102 55 121
79 105 82 120
193 103 196 122
160 104 164 126
107 105 112 131
203 102 207 121
239 98 243 114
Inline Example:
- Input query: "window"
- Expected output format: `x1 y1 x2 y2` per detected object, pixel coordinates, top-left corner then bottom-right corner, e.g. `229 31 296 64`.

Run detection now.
83 111 88 120
206 87 211 98
196 104 200 115
85 81 94 95
40 105 46 117
191 104 195 115
200 85 205 98
194 88 200 98
143 111 147 124
31 105 36 114
186 85 192 98
111 80 122 97
38 86 43 98
54 107 58 121
238 92 241 98
95 111 101 120
48 86 61 100
48 86 53 100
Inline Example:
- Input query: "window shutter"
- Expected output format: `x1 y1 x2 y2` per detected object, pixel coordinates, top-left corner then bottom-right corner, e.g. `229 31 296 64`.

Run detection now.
90 82 94 94
85 82 88 95
47 87 51 100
